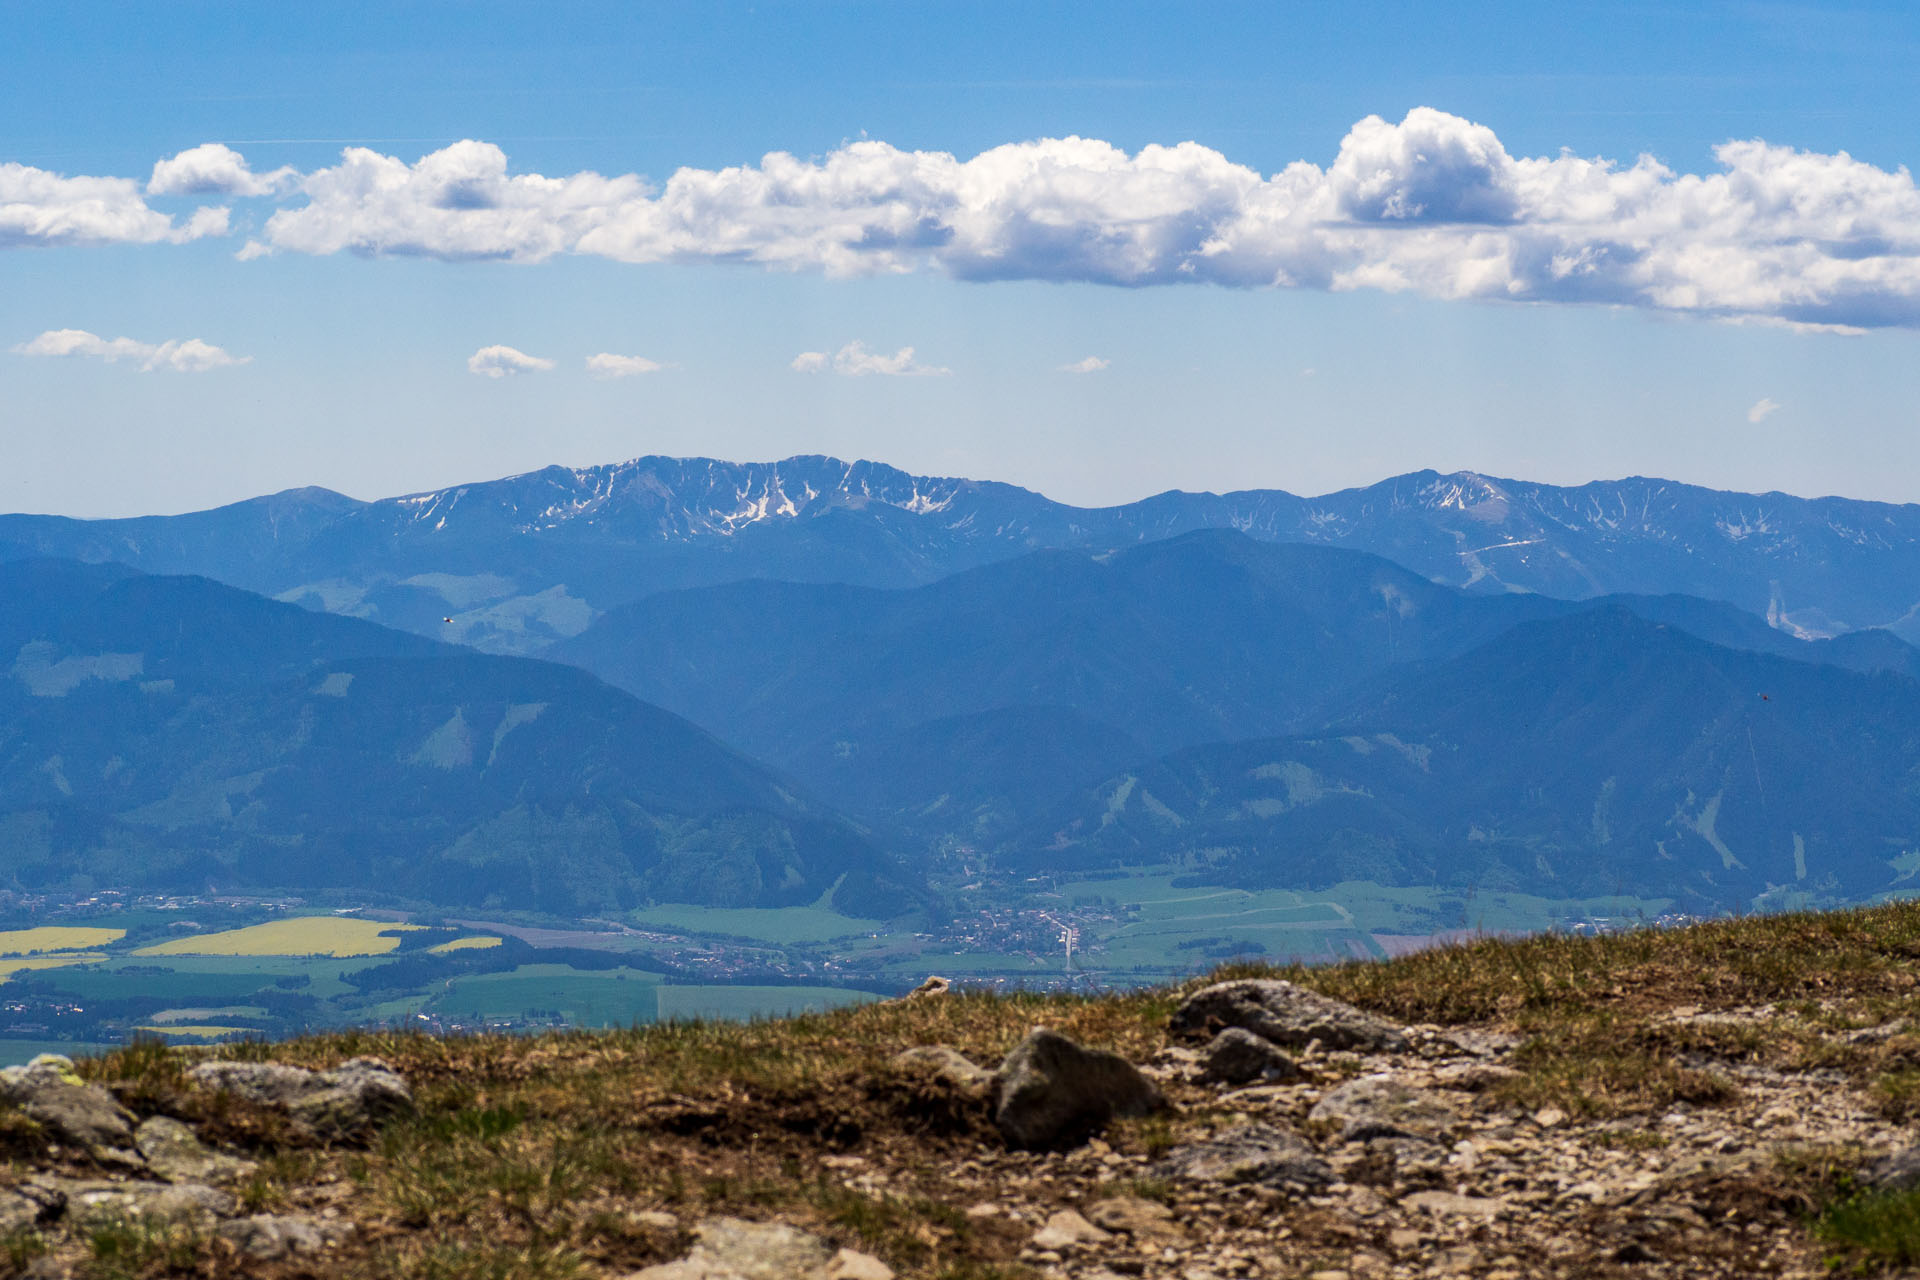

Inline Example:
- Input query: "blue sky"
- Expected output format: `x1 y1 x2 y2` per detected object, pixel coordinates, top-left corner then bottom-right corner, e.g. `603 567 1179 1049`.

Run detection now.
4 1 1919 516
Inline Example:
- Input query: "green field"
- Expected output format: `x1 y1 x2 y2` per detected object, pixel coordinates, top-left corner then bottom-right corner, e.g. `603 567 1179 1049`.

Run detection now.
430 964 663 1028
655 985 880 1022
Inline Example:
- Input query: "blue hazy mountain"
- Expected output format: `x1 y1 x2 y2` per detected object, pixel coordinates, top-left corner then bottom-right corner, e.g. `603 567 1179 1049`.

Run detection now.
1021 605 1920 911
550 531 1920 848
0 561 914 915
5 457 1920 653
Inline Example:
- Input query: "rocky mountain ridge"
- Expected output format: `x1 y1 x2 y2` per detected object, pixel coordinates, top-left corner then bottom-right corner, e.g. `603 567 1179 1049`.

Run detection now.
6 456 1920 654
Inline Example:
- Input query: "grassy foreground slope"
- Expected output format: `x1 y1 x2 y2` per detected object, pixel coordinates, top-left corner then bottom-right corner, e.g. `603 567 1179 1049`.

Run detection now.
13 902 1920 1278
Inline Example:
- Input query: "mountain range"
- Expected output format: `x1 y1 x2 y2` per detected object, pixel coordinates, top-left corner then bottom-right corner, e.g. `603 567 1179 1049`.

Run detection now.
5 455 1920 915
5 456 1920 654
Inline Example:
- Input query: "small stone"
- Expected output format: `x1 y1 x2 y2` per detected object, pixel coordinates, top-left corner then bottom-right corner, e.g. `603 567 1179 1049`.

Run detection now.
626 1215 835 1279
1531 1105 1567 1129
993 1027 1165 1150
0 1190 50 1234
1401 1190 1506 1221
825 1247 895 1280
1200 1028 1301 1085
216 1214 354 1260
1864 1147 1920 1191
889 1046 994 1098
899 976 950 1000
1085 1195 1180 1239
1030 1208 1110 1250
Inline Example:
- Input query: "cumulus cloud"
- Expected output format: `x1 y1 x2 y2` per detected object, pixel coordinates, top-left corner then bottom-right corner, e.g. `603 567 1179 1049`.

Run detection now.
790 341 950 376
212 111 1920 328
0 162 227 248
148 143 296 197
1747 397 1783 423
12 328 248 372
1059 356 1110 373
585 352 665 378
22 111 1920 327
467 344 555 378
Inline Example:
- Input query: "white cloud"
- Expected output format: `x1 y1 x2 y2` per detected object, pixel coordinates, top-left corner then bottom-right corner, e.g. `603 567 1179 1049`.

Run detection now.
0 162 227 248
1059 356 1110 374
148 143 296 198
1747 397 1783 423
790 340 950 377
585 352 665 378
467 344 554 378
23 113 1920 327
12 328 248 372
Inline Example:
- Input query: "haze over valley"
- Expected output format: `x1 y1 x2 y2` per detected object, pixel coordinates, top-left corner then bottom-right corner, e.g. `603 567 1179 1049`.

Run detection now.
4 452 1920 1055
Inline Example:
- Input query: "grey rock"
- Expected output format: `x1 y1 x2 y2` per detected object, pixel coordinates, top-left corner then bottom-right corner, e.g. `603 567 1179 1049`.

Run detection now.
135 1115 256 1185
889 1046 994 1098
1029 1208 1109 1250
1402 1190 1508 1220
1154 1121 1334 1189
1199 1027 1301 1085
0 1189 52 1234
59 1179 235 1229
1863 1147 1920 1191
1171 980 1408 1053
217 1214 354 1260
0 1054 138 1160
187 1055 411 1140
626 1215 892 1279
1309 1074 1458 1143
1085 1195 1182 1240
992 1027 1165 1149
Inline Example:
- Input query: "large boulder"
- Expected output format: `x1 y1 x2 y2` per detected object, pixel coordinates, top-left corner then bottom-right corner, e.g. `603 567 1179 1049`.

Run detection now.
1307 1074 1458 1143
187 1056 411 1141
0 1054 138 1162
1154 1121 1333 1189
136 1115 257 1185
57 1178 236 1229
1199 1027 1301 1085
1170 980 1408 1053
993 1028 1165 1150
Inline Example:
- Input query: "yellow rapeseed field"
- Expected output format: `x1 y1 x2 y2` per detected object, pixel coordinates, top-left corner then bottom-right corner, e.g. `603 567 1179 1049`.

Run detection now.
133 917 422 958
427 935 502 953
0 927 125 955
0 954 107 983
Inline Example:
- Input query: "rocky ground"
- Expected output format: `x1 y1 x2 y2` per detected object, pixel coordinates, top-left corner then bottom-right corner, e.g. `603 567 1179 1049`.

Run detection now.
1 907 1918 1279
